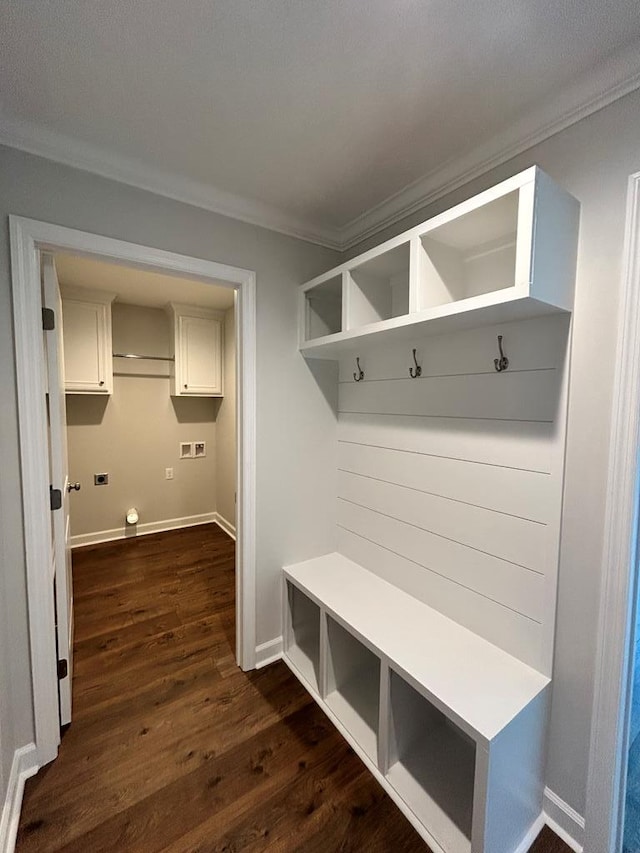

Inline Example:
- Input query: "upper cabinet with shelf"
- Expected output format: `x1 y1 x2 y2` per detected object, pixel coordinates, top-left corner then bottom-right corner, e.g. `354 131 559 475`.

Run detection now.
167 303 224 397
299 166 579 358
61 286 115 394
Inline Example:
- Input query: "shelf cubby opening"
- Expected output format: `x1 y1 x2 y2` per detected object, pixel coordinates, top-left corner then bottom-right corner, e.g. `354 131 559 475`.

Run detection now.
386 671 475 853
286 583 321 692
418 189 519 310
347 243 410 328
325 616 380 761
304 275 343 341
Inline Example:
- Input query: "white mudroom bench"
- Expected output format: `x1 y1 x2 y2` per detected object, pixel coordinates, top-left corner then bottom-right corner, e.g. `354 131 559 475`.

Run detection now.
283 553 549 853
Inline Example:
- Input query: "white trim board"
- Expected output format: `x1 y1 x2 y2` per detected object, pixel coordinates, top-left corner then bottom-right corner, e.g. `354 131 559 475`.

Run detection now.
0 116 341 251
514 816 545 853
214 513 236 541
543 788 585 852
0 744 38 853
255 637 283 669
70 512 236 548
585 171 640 852
1 40 639 251
9 217 257 770
339 40 640 249
69 512 218 548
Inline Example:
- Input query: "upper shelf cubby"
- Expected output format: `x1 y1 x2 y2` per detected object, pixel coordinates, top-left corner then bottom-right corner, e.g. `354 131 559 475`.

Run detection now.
302 274 343 343
417 190 518 310
347 242 410 328
299 166 579 358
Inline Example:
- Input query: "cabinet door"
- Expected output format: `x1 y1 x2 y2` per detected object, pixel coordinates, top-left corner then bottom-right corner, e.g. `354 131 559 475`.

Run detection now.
179 315 222 395
62 299 111 393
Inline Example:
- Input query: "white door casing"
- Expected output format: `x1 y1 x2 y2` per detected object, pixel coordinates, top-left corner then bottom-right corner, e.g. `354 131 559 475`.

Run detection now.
42 254 74 726
586 170 640 852
10 216 257 769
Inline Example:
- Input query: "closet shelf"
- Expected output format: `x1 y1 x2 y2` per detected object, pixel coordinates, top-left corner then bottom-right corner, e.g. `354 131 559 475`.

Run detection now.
299 165 579 359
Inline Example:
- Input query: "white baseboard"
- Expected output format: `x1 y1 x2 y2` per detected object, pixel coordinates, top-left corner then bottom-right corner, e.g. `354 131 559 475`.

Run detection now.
255 636 283 669
214 512 236 541
0 744 38 853
513 814 545 853
543 787 584 852
70 512 217 548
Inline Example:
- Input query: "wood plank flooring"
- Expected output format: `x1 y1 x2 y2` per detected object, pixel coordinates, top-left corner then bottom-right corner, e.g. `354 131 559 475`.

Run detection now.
16 524 571 852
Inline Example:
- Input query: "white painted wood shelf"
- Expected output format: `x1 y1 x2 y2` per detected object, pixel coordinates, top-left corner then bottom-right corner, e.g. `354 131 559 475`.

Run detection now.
299 166 579 358
283 553 550 853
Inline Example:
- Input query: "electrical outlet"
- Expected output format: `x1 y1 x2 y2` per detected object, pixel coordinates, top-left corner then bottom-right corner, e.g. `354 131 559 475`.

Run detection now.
165 467 174 480
94 473 109 486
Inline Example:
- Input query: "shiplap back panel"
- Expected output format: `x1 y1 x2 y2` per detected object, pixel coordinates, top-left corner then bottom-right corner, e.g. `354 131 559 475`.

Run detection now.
335 314 570 675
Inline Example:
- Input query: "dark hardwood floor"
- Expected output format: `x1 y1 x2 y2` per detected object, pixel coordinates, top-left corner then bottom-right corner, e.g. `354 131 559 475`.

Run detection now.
17 524 570 852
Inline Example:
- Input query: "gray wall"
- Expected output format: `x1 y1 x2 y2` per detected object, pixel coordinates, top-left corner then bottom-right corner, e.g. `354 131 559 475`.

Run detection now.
3 85 640 825
346 87 640 821
0 144 339 801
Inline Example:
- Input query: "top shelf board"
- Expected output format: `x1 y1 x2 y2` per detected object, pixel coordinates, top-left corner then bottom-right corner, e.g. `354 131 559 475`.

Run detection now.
299 166 579 357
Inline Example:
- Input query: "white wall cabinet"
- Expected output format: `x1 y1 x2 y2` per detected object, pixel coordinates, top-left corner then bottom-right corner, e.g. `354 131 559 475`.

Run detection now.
61 286 115 394
167 303 223 397
299 166 579 358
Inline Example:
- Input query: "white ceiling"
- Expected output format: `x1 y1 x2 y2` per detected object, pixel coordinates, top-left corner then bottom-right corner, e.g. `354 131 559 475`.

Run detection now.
54 253 235 311
1 1 640 249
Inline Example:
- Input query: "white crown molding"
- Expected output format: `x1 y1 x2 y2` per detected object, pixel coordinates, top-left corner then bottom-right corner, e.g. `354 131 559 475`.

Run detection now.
339 40 640 250
0 115 343 251
1 40 639 254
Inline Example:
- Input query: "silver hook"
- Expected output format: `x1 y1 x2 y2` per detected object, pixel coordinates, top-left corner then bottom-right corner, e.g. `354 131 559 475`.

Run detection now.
494 335 509 372
353 357 364 382
409 349 422 379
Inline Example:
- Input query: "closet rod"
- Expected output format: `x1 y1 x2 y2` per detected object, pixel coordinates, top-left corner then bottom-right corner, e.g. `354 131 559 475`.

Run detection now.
112 353 175 362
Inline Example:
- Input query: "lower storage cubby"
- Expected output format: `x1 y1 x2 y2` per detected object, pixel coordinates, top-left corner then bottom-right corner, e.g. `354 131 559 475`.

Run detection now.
325 616 380 762
386 671 475 853
285 582 321 692
283 556 550 853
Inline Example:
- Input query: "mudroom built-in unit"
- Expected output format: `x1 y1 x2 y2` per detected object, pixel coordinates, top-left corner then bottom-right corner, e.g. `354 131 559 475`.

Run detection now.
54 254 237 547
283 166 579 853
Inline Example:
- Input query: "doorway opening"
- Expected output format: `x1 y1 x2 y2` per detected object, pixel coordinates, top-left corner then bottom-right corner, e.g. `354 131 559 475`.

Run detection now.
10 216 256 770
45 249 239 728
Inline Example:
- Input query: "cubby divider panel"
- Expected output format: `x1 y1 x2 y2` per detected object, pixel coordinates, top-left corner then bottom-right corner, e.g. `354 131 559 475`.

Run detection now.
286 582 321 692
325 616 380 761
304 275 343 341
387 671 475 853
418 189 519 310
